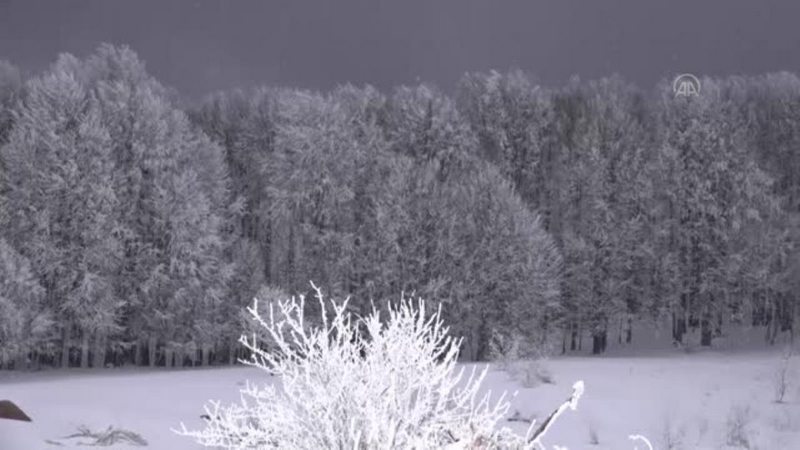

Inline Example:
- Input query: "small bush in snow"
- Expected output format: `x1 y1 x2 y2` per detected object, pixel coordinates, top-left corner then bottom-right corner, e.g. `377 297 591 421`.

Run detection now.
489 328 523 367
696 416 709 442
503 360 554 389
176 284 584 449
489 329 554 388
725 404 754 449
659 413 685 450
773 346 794 403
587 424 599 445
52 425 148 447
770 408 800 433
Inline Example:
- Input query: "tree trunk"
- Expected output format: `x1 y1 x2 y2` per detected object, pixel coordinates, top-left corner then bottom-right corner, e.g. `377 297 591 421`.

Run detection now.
764 297 778 345
791 301 798 346
176 346 185 368
684 297 691 333
672 310 686 345
592 332 607 354
476 320 491 361
700 317 712 346
93 333 106 368
791 299 799 346
768 302 780 346
201 345 210 366
699 299 713 347
80 332 90 368
61 327 71 368
570 322 578 351
625 316 633 344
14 349 26 370
165 348 174 368
148 336 157 367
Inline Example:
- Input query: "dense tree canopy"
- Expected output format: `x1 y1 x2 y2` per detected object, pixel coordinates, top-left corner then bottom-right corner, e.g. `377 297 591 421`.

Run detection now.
0 45 798 369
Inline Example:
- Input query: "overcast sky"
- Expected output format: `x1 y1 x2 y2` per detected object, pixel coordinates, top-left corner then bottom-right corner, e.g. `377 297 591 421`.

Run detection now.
2 0 800 99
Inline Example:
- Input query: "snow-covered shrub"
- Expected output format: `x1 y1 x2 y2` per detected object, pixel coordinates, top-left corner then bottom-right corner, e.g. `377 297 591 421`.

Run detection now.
725 404 754 449
503 359 555 389
587 424 599 445
176 285 584 449
696 416 709 443
773 346 794 403
660 413 686 450
489 328 523 368
489 329 554 388
50 425 148 447
238 285 293 350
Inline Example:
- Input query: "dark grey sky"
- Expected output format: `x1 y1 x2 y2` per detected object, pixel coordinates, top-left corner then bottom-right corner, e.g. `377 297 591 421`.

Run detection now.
2 0 800 99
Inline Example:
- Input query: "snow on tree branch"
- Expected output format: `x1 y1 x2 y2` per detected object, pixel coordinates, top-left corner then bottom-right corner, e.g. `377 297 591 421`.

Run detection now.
176 283 583 449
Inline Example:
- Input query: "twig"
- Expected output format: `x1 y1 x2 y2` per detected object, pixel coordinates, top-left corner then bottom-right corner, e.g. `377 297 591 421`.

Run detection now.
527 381 585 447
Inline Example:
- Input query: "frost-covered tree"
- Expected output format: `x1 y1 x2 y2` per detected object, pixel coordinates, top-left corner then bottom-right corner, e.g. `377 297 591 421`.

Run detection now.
84 44 232 366
0 239 52 369
1 55 123 367
0 60 23 242
0 60 22 145
576 77 653 353
192 84 404 359
265 88 375 297
0 45 233 368
734 73 800 342
653 76 781 346
190 88 273 362
457 70 557 230
326 85 406 306
384 84 562 360
258 85 407 318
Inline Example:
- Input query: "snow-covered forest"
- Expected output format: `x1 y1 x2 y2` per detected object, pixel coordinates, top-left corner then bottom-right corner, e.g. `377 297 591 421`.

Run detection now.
0 43 798 372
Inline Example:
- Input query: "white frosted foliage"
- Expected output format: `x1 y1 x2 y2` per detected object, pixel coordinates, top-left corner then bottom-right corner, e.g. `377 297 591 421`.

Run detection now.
177 283 582 449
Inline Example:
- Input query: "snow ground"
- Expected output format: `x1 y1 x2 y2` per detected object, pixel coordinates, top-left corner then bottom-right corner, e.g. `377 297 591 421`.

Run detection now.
1 350 799 449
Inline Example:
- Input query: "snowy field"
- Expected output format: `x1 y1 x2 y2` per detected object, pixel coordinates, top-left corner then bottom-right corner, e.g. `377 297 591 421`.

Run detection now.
2 346 799 450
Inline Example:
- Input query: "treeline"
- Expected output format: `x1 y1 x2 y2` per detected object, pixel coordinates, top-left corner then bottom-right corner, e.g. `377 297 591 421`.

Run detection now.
0 45 798 369
456 72 799 352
